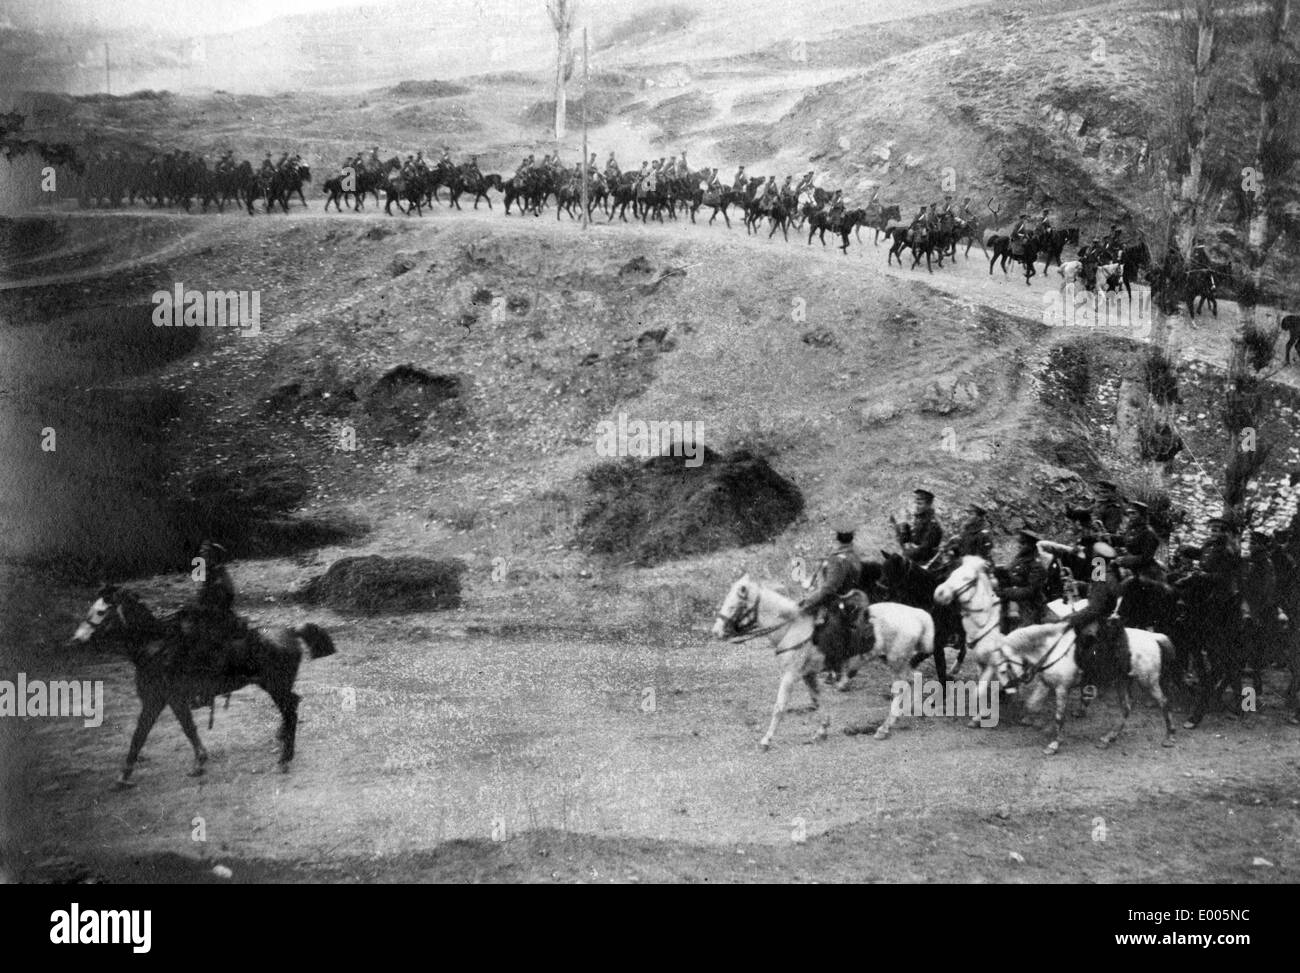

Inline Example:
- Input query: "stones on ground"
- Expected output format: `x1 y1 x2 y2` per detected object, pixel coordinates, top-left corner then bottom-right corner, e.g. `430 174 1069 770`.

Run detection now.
920 376 980 415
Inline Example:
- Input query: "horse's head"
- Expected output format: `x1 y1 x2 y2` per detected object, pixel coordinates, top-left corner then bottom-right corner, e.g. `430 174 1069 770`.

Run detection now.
934 555 990 608
712 572 760 639
71 585 147 645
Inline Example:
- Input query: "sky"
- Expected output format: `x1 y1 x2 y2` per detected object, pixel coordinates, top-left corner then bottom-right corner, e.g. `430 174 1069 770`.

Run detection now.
4 0 587 35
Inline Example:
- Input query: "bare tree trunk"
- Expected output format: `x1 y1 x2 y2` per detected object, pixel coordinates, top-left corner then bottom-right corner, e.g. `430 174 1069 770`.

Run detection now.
547 0 576 141
1241 0 1295 331
1170 0 1223 259
554 29 569 139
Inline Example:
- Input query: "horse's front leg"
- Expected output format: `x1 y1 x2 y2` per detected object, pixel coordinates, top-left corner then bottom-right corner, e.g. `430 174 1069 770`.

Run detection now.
169 699 209 776
117 694 167 787
970 664 996 729
803 672 829 742
1098 677 1132 748
1044 683 1069 755
761 667 799 750
875 670 908 739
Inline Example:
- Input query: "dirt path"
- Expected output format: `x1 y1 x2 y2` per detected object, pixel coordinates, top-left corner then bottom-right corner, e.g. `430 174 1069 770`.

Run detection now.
6 204 1297 392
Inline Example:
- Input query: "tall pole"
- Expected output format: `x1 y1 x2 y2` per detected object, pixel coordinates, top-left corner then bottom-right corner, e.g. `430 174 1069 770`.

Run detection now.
581 27 589 230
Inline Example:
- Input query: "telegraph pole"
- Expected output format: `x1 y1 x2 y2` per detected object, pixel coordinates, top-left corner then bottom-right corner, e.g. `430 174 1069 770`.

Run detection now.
579 28 590 230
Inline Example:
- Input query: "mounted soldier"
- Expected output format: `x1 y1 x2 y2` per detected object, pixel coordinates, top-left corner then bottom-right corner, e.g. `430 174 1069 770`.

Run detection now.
1010 211 1031 242
955 503 994 561
760 176 779 210
464 154 482 183
1037 208 1053 235
733 165 747 191
798 524 865 637
796 169 816 200
1116 500 1163 583
183 540 251 709
1093 479 1126 539
998 528 1048 632
1242 530 1279 648
259 152 275 178
891 488 944 566
1198 516 1242 600
605 152 620 180
827 189 845 227
1189 237 1217 291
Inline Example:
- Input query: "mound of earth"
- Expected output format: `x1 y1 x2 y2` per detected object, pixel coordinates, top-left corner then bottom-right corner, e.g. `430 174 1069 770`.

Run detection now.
577 448 803 566
388 80 470 98
298 555 465 613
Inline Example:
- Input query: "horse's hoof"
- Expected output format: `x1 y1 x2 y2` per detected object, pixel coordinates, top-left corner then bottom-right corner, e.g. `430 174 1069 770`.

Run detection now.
966 718 982 730
188 763 205 778
1162 736 1176 748
873 727 890 741
835 682 851 693
1182 719 1200 730
1096 736 1113 749
759 738 772 751
112 775 137 790
1043 742 1060 756
278 761 291 774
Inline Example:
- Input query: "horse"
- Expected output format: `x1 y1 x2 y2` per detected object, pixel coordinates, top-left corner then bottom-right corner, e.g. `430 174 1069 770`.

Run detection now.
877 552 964 685
746 197 792 241
801 205 861 253
1282 314 1299 365
322 174 354 212
1172 573 1252 728
711 575 934 747
444 170 500 211
890 224 946 273
933 556 1005 727
995 619 1176 754
1036 226 1079 272
986 233 1039 284
860 203 902 245
70 585 336 787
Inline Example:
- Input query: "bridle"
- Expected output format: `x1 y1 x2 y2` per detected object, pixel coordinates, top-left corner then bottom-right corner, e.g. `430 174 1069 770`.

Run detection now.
945 565 1002 653
716 588 760 638
717 585 801 648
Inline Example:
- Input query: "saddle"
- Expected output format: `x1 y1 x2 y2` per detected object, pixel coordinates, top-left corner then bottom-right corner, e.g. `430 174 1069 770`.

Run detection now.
1009 239 1026 258
813 591 875 668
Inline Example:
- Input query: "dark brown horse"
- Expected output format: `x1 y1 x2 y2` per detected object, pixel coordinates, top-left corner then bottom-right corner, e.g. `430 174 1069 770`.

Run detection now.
71 585 336 787
1284 314 1300 365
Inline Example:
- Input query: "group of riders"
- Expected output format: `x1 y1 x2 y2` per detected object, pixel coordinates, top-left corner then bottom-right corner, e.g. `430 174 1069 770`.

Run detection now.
77 146 311 213
797 483 1298 718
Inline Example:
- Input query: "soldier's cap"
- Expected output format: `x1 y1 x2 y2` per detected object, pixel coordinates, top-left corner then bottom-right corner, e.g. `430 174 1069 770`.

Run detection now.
1066 506 1093 523
1128 500 1150 513
835 525 856 541
913 488 935 502
1018 529 1041 543
1097 479 1117 491
1091 541 1117 559
1176 545 1202 560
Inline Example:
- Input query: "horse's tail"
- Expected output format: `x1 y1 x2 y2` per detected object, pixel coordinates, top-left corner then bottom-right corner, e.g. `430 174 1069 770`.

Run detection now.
295 623 336 659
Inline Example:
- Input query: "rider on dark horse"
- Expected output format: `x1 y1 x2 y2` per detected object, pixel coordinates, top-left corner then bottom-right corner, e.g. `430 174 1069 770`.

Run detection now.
185 541 252 710
955 503 995 561
1092 479 1126 540
891 488 944 566
997 529 1048 633
1190 238 1216 291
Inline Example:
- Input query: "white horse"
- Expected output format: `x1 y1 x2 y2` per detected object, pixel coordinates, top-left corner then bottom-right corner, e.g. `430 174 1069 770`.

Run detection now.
997 620 1176 755
933 555 1005 727
712 574 934 748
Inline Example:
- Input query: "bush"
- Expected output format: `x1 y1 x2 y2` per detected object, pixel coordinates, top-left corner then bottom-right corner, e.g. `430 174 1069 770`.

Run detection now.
1241 324 1277 372
1142 348 1180 405
577 448 803 566
298 556 465 613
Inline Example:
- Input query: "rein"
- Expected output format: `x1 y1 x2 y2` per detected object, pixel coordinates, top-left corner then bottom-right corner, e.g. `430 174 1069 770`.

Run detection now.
1003 626 1073 687
948 571 1002 651
717 588 804 650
